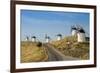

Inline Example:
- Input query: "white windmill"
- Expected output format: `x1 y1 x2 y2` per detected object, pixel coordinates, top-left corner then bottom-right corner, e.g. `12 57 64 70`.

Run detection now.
45 34 50 43
77 26 86 42
25 36 29 41
56 34 62 41
71 26 77 36
31 36 36 42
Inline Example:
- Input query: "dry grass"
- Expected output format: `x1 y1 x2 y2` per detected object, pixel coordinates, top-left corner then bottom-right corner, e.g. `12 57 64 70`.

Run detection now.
51 36 89 60
21 41 48 63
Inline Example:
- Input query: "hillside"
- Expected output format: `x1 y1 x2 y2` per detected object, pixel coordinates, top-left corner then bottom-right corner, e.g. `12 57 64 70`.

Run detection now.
51 36 89 60
21 41 48 63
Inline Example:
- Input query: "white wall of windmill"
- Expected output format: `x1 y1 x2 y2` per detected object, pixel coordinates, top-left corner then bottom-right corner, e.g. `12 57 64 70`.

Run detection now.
72 30 77 36
31 38 36 42
57 36 62 41
45 38 50 43
77 32 86 42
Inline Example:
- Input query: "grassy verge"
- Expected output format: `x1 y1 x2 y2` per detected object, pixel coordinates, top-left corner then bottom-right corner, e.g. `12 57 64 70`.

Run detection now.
51 36 89 60
21 41 48 63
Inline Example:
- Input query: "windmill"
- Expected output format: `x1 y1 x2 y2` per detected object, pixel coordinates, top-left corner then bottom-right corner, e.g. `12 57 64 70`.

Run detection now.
45 34 50 43
25 36 29 41
31 36 36 42
71 25 77 36
76 25 86 42
71 24 89 42
56 34 62 41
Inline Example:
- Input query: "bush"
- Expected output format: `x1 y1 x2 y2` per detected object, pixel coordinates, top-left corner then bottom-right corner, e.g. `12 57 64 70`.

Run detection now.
36 42 42 47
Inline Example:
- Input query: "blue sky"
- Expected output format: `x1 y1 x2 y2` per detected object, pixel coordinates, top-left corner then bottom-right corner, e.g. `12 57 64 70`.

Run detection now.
21 9 90 42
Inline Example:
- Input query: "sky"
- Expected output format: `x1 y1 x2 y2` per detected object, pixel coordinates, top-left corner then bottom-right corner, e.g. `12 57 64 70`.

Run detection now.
21 9 90 42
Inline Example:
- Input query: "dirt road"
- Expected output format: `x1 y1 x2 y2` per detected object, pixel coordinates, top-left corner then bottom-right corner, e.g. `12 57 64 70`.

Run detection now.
43 43 79 61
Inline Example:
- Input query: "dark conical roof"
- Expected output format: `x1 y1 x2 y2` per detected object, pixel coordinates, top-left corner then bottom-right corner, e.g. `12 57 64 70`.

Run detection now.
71 26 77 30
72 27 77 30
32 36 36 38
57 34 62 36
71 26 77 32
78 28 85 33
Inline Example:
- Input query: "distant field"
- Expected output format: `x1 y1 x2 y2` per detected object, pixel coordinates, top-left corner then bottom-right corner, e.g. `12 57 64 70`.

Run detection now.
51 36 89 60
21 41 48 63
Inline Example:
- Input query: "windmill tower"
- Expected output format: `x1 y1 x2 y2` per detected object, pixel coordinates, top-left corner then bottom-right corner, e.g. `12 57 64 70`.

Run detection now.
31 36 36 42
71 26 77 36
25 36 29 41
77 27 86 42
57 34 62 41
45 34 50 43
